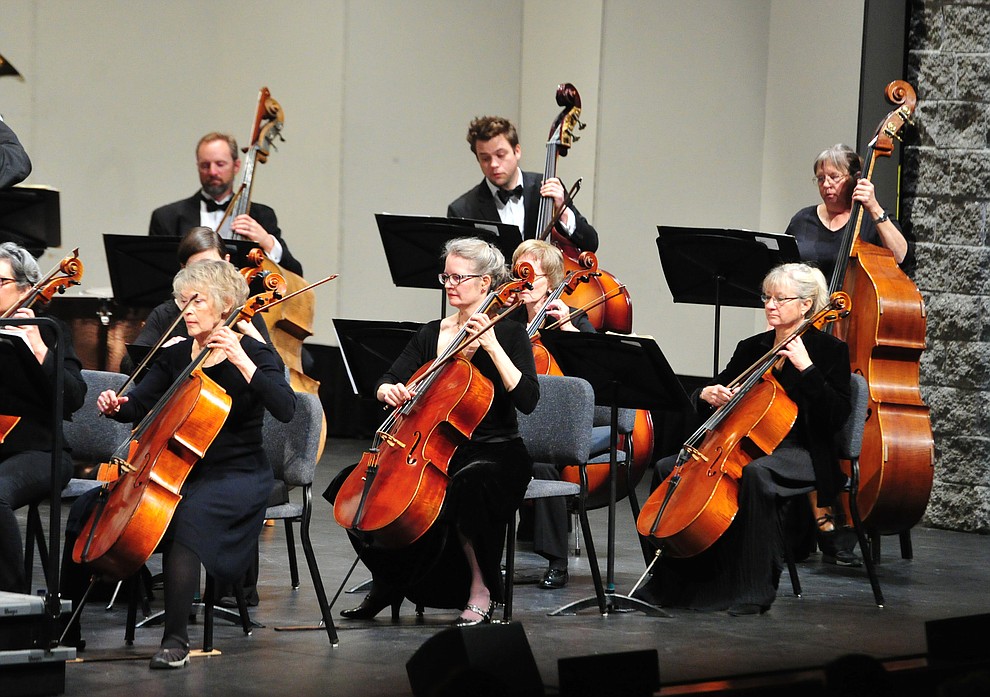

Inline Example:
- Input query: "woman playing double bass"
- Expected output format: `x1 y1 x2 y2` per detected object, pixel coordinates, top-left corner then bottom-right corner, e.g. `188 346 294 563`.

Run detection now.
62 261 294 667
640 263 851 615
338 237 538 626
0 242 86 593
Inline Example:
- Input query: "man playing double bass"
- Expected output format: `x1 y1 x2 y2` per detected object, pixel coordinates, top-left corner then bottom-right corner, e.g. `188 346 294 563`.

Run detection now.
447 116 599 253
149 132 304 276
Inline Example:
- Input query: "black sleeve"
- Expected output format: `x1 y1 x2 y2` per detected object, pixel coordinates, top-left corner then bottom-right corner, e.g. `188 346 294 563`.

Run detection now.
244 340 296 423
377 324 435 392
794 334 851 436
498 321 539 414
39 319 86 419
0 120 32 189
565 206 599 254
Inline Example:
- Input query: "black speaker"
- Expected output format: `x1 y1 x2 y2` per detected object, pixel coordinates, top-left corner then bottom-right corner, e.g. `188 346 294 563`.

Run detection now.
926 613 990 667
406 623 544 697
558 649 660 697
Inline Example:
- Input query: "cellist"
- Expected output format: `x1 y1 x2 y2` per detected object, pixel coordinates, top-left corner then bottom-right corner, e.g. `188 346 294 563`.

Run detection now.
61 261 294 668
0 242 86 593
337 237 538 626
638 263 851 616
447 116 599 252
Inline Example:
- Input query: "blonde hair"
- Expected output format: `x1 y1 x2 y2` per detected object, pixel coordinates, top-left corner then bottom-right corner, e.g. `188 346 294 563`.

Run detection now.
511 240 566 289
762 263 829 317
173 259 249 316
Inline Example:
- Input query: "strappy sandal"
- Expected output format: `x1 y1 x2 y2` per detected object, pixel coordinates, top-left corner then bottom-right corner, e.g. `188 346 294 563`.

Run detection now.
453 601 493 627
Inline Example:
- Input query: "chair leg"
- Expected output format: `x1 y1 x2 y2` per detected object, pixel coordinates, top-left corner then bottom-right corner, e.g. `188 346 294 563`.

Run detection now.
847 466 884 607
298 488 338 644
284 519 301 589
203 574 216 653
899 530 913 560
24 502 50 590
574 490 607 615
502 511 516 623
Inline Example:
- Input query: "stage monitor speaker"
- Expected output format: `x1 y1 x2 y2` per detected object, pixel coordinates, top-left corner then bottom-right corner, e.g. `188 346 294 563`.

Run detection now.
926 613 990 667
406 623 544 697
558 649 660 697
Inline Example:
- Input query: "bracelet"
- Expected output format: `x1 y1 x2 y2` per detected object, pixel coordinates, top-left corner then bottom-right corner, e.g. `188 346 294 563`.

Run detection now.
874 211 889 224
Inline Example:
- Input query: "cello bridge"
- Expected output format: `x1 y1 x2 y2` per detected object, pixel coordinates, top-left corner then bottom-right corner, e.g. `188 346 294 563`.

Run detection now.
111 457 136 474
683 445 708 463
378 431 406 449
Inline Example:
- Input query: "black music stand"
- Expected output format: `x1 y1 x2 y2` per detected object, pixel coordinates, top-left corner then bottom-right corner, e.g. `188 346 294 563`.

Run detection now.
376 214 522 317
331 318 424 398
103 234 261 307
0 185 61 257
656 226 799 377
536 330 692 616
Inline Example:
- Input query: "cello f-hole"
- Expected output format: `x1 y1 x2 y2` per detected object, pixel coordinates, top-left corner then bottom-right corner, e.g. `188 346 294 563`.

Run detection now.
405 431 423 465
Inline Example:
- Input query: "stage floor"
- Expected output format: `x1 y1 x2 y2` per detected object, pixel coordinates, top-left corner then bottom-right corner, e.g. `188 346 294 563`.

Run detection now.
29 438 990 696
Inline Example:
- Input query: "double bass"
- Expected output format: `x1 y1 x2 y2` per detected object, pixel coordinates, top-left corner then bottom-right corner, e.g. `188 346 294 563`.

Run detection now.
334 275 531 549
0 249 84 442
222 86 320 396
637 293 851 556
826 80 933 535
73 286 282 579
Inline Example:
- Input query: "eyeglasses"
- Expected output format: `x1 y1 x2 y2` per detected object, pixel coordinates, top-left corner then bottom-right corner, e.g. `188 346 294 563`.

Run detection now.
760 294 802 306
813 173 848 185
438 273 482 287
0 277 19 288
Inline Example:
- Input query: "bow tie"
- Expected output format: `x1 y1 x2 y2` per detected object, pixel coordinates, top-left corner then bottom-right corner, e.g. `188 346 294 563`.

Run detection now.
202 197 228 213
496 185 524 205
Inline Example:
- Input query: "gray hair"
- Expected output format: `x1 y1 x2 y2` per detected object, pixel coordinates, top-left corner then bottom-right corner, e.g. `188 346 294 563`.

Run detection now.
442 237 508 287
0 242 41 289
763 263 829 317
173 259 249 316
813 143 862 178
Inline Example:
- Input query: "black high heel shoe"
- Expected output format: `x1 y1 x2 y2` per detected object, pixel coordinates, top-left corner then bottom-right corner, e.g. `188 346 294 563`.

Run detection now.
340 593 403 620
453 601 494 627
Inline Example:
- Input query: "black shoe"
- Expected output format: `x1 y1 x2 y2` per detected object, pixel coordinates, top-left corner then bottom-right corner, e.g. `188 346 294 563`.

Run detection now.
538 568 568 590
149 645 190 669
217 595 260 609
823 549 863 567
453 601 494 627
340 593 401 620
818 527 862 567
727 603 769 617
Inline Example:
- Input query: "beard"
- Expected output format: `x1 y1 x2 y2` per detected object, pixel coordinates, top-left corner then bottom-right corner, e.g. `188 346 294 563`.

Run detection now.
202 179 230 200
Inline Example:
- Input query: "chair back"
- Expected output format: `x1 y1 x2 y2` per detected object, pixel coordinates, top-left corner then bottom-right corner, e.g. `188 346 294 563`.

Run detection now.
517 375 595 465
262 391 325 488
835 373 869 460
593 405 636 434
64 370 132 465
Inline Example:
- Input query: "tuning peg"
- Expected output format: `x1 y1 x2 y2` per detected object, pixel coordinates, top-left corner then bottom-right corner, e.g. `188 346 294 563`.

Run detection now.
577 118 587 130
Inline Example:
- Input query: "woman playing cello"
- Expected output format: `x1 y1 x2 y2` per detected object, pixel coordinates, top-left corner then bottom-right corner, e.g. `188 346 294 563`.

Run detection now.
640 263 850 615
0 242 86 593
62 260 294 667
338 237 538 626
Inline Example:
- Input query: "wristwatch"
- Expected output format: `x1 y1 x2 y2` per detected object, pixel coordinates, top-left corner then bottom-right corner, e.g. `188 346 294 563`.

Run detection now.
874 211 889 224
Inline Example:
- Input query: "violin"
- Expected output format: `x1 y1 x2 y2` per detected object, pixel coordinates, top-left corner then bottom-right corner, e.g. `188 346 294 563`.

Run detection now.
637 293 851 556
73 286 283 579
0 249 84 442
333 275 531 549
536 84 632 334
825 80 933 535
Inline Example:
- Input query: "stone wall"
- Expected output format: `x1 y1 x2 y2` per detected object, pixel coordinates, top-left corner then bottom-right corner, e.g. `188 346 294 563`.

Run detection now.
903 0 990 532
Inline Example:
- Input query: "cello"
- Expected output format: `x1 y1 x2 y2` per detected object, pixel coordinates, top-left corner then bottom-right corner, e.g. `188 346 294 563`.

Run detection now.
73 285 283 579
334 275 531 549
221 86 320 396
536 83 633 335
637 292 851 556
1 249 84 442
826 80 933 535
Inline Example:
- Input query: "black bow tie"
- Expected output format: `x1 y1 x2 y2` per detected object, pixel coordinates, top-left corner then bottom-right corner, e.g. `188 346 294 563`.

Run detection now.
202 197 227 213
496 185 524 204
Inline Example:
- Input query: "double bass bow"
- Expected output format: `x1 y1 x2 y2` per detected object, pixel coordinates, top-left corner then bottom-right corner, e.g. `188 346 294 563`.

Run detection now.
333 274 532 549
826 80 933 535
1 249 84 442
637 292 852 557
536 83 632 335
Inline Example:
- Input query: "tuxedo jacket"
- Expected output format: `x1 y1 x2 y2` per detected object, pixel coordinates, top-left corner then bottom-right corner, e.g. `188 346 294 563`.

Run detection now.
446 171 599 253
0 120 32 189
148 192 303 276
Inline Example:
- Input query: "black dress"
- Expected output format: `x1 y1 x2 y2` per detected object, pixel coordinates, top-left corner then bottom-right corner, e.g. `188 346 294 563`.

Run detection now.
643 327 851 610
343 318 539 608
109 337 294 581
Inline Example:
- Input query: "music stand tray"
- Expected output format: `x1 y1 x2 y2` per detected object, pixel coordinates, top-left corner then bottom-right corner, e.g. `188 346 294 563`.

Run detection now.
656 226 799 376
331 318 424 399
536 330 692 617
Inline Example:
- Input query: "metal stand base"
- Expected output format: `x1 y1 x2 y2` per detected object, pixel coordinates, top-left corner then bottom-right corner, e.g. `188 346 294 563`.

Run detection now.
550 591 669 617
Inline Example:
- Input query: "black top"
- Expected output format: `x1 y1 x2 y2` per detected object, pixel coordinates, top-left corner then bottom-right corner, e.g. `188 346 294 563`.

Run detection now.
503 303 596 334
700 326 851 505
447 170 600 253
785 205 916 280
376 318 539 440
0 120 32 189
0 315 86 455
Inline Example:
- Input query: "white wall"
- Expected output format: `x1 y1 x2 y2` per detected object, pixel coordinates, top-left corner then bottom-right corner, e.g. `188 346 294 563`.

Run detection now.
0 0 866 378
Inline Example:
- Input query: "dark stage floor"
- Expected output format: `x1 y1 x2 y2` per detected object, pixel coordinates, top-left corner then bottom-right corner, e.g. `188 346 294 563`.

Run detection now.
23 438 990 696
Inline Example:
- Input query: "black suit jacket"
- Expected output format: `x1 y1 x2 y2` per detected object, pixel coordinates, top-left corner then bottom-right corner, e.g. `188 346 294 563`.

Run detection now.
148 192 303 276
0 120 32 189
447 171 599 253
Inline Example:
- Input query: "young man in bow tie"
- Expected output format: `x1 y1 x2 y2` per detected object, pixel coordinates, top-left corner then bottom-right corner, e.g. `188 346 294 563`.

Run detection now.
447 116 599 253
149 132 302 276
